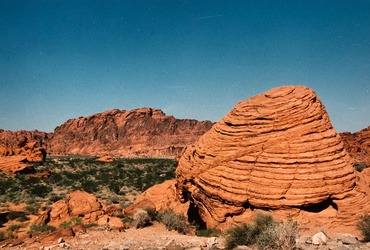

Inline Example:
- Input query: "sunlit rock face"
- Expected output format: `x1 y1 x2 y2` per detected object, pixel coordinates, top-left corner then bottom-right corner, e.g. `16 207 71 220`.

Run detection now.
176 86 370 233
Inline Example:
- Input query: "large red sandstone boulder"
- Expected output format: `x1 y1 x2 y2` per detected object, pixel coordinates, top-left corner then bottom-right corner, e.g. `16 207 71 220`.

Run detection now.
0 138 46 174
0 156 34 174
125 179 189 216
38 190 122 228
175 86 370 235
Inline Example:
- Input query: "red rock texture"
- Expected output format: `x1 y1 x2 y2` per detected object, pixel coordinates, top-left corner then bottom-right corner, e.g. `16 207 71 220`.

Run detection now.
0 138 46 174
175 86 370 235
125 180 189 216
96 156 114 162
37 190 123 228
340 126 370 167
0 108 213 157
47 108 213 156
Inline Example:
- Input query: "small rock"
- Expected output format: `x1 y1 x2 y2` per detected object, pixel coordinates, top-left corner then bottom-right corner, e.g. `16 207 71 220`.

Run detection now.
312 231 328 245
58 237 64 244
59 242 67 248
207 237 217 246
337 233 358 245
165 239 184 250
334 246 352 250
119 246 130 250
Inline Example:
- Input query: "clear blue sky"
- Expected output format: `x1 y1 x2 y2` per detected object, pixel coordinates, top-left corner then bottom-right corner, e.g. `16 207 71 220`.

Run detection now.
0 0 369 133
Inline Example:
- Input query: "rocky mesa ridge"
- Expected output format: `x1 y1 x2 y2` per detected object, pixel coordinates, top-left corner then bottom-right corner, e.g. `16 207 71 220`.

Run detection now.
0 108 214 157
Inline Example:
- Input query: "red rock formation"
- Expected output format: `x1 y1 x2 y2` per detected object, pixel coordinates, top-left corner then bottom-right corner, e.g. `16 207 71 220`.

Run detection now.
125 180 189 216
47 108 213 156
37 190 123 229
340 126 370 167
175 86 370 235
0 108 213 157
0 156 34 174
96 156 114 162
0 138 46 174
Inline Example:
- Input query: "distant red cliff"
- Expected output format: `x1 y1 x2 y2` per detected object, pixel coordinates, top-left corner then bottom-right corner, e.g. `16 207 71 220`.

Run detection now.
340 126 370 167
0 108 214 157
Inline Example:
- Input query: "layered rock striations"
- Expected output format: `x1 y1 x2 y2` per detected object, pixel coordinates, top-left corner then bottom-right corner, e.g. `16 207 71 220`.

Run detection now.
0 108 213 157
340 126 370 168
175 86 370 233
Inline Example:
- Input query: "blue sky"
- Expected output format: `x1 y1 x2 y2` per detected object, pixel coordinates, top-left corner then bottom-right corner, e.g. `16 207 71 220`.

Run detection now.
0 0 369 133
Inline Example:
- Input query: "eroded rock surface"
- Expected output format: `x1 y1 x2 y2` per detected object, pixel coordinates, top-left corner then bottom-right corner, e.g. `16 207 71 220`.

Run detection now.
36 190 123 228
340 126 370 168
175 85 370 234
0 138 46 174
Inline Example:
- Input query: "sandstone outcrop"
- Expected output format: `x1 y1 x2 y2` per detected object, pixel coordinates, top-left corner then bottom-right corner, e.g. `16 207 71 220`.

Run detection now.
0 108 213 157
340 126 370 168
96 156 114 162
0 138 46 174
175 85 370 235
125 180 189 216
36 190 124 228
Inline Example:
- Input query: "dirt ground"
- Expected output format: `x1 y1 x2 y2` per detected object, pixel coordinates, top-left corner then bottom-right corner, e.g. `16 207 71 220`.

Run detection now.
2 222 226 250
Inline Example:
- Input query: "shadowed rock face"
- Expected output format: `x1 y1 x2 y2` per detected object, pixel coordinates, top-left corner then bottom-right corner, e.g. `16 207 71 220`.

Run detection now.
175 86 370 233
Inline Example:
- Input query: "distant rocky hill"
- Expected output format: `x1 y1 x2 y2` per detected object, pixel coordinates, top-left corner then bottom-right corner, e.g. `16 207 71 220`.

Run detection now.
340 126 370 168
0 108 214 157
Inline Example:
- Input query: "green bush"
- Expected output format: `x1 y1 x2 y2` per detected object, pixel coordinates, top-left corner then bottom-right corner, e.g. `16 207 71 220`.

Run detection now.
357 213 370 242
23 204 40 215
6 211 27 221
7 224 23 232
84 223 98 228
196 228 221 237
27 224 56 234
225 213 298 250
355 163 366 172
159 208 192 235
59 217 83 229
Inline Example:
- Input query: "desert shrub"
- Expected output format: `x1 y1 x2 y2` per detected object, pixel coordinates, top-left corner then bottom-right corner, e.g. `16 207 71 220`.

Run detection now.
355 163 366 172
226 223 255 249
132 209 152 228
196 228 221 237
145 207 159 222
225 213 298 250
357 213 370 242
0 231 4 241
7 224 23 232
159 208 192 235
27 224 56 234
59 217 83 229
6 211 27 221
29 184 53 198
84 223 98 228
23 204 40 215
